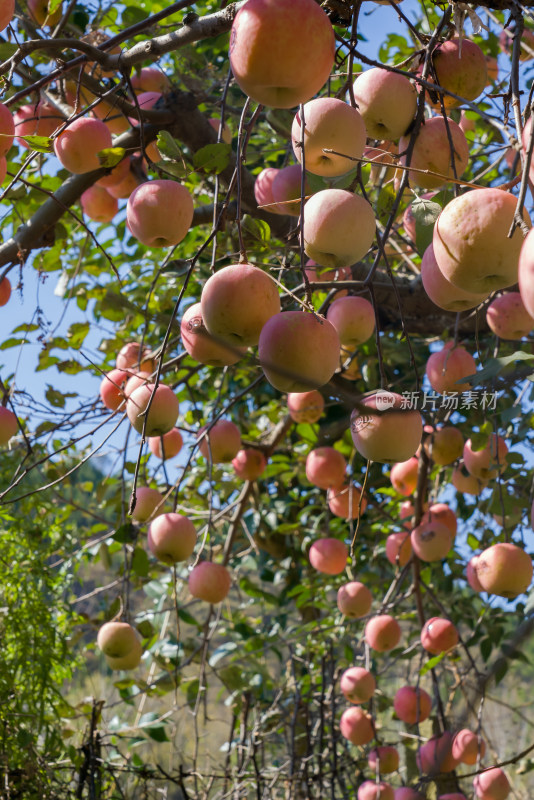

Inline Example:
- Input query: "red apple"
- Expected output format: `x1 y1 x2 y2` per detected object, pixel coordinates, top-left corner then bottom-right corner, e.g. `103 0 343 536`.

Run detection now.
0 0 14 31
302 188 375 268
390 457 419 496
337 581 372 618
189 562 231 603
326 296 375 346
417 731 459 774
305 446 347 490
54 117 112 174
148 513 196 564
518 227 534 317
352 67 417 140
426 341 477 393
340 666 376 703
198 419 241 463
232 448 267 480
287 390 325 424
411 520 454 562
0 406 18 445
452 729 486 765
358 782 394 800
81 185 118 223
0 276 11 306
463 434 508 480
421 617 458 654
131 67 170 94
130 486 164 522
385 531 412 567
127 180 194 248
432 38 487 107
14 101 63 146
180 302 246 367
486 292 534 339
421 243 488 312
148 428 183 460
126 383 179 436
327 483 367 519
351 391 423 463
365 614 401 652
470 542 532 598
399 116 468 189
339 706 374 746
394 685 432 724
309 538 348 575
473 767 511 800
100 368 129 411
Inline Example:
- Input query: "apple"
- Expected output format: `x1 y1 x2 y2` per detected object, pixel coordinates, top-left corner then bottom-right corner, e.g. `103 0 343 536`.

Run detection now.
390 457 419 496
126 383 179 436
208 117 232 144
365 614 401 652
0 276 11 306
305 446 346 489
0 406 18 445
339 706 374 746
459 112 476 135
351 391 423 463
302 189 375 268
200 263 280 347
368 746 399 774
188 561 231 603
80 185 118 223
258 310 340 393
473 767 511 800
0 102 14 160
54 117 112 174
421 243 488 312
180 302 246 367
308 537 348 575
287 390 325 424
147 513 196 564
424 425 464 465
352 67 417 140
432 37 487 107
198 419 241 463
337 581 372 618
127 91 163 126
327 483 367 519
421 617 459 654
486 292 534 339
385 531 412 567
452 463 489 495
14 101 63 146
395 791 425 800
116 342 155 373
421 504 457 537
357 782 394 800
519 224 534 316
463 434 508 480
417 731 459 774
0 0 14 31
131 67 171 94
271 164 308 216
394 685 431 724
28 0 62 27
364 141 398 185
232 448 267 480
130 486 164 522
399 116 469 189
326 296 375 346
229 0 335 109
466 555 484 592
411 520 454 562
100 368 129 411
425 341 477 393
452 729 486 765
108 167 146 199
97 621 142 662
126 180 194 248
339 666 376 703
123 371 152 400
470 542 532 598
500 26 534 61
291 97 366 177
433 188 530 293
96 157 131 189
91 99 129 135
148 428 183 460
254 167 285 215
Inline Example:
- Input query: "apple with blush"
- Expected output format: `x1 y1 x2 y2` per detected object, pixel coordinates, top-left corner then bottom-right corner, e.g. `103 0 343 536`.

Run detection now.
309 537 348 575
232 448 267 480
339 666 376 703
189 562 231 603
365 614 401 652
303 189 376 268
198 419 241 463
127 179 194 248
287 390 324 424
147 513 196 564
337 581 372 618
148 428 183 460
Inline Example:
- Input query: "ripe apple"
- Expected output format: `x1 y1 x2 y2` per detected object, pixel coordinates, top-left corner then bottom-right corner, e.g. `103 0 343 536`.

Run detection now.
54 117 112 174
452 729 486 765
148 428 183 460
339 666 376 703
395 791 425 800
417 731 459 774
394 685 432 724
100 368 129 411
326 296 375 346
148 513 196 564
200 263 280 347
365 614 401 651
411 520 454 562
232 448 267 480
327 483 367 519
0 406 18 445
425 341 477 393
28 0 63 27
127 91 162 126
302 189 376 268
368 746 399 774
385 531 412 567
470 542 532 598
466 555 484 592
258 310 340 393
390 456 419 496
421 243 488 312
452 463 489 495
421 617 458 654
357 782 394 800
0 102 14 159
351 391 423 463
188 561 231 603
108 166 146 199
116 342 155 373
421 503 457 537
130 486 164 522
81 185 118 223
305 446 347 489
0 0 13 31
0 276 11 306
131 67 171 94
463 433 508 480
229 0 335 109
14 101 63 146
339 706 374 746
271 164 308 216
198 419 241 463
180 302 245 367
439 795 467 800
123 371 152 400
126 180 194 248
96 156 131 189
433 188 530 293
473 767 511 800
254 167 285 215
126 383 179 436
399 116 469 189
308 537 348 575
291 97 366 177
486 292 534 339
337 581 372 618
352 67 417 140
432 37 487 107
424 425 464 466
208 117 232 144
518 227 534 317
97 620 142 662
287 390 324 423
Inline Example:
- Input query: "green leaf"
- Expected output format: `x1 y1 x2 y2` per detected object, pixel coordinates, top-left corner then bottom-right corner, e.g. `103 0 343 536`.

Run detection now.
45 385 66 408
0 42 19 61
67 321 90 348
465 351 534 387
97 147 127 169
156 131 184 161
193 143 231 174
131 547 149 577
113 523 136 544
419 651 446 675
21 135 54 153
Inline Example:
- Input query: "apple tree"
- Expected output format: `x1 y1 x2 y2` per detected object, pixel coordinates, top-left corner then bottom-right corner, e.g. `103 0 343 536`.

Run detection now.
1 0 534 798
